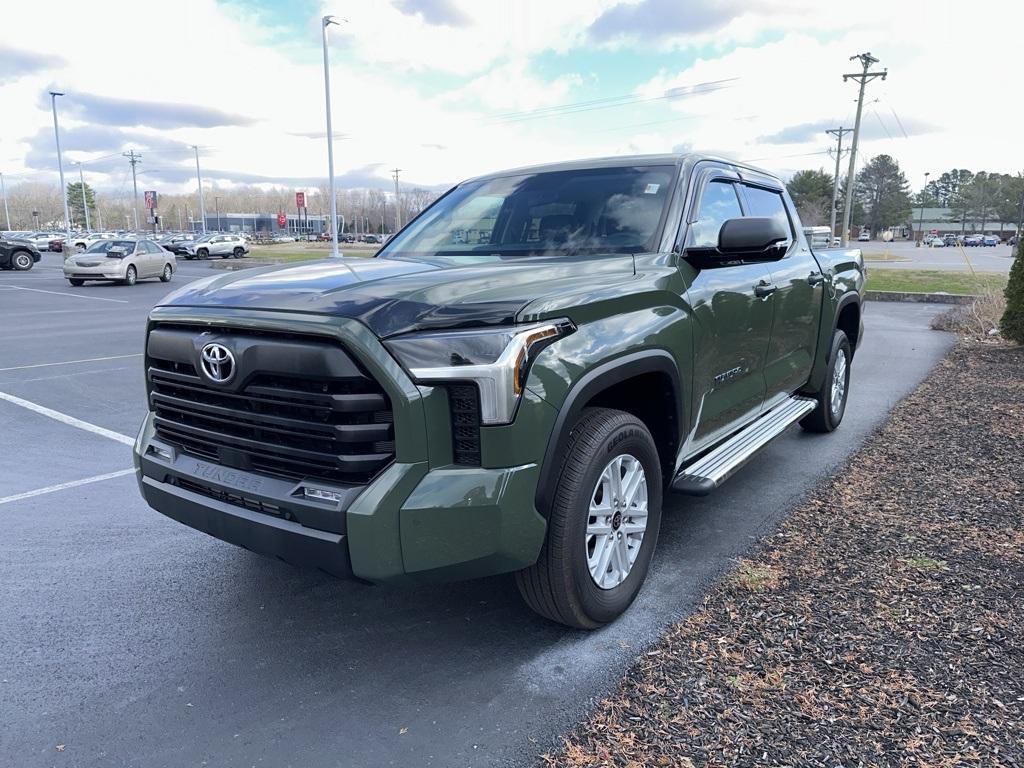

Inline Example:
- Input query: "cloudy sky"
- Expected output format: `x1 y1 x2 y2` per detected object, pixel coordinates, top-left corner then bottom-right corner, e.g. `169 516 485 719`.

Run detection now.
0 0 1018 199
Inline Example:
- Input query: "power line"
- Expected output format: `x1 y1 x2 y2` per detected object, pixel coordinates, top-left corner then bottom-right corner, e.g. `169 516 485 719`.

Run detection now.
871 107 893 140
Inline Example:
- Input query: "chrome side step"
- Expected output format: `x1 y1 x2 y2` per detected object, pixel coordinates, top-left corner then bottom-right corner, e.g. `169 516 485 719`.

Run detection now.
671 396 816 496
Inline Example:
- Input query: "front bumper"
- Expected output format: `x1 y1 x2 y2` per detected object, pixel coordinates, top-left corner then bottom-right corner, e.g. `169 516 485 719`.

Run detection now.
64 261 126 280
134 308 555 584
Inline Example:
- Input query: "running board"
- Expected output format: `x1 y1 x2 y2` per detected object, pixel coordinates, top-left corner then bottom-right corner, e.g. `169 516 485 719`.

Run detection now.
671 396 816 496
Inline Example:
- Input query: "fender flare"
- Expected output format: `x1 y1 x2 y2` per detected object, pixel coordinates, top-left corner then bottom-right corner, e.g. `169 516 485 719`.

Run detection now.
833 290 862 354
533 349 682 517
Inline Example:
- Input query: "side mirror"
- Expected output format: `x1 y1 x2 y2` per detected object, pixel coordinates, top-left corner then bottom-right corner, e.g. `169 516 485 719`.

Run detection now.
686 217 790 267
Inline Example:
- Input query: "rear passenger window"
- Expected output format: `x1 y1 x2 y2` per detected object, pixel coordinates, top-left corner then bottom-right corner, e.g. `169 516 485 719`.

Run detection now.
689 180 742 248
742 186 793 238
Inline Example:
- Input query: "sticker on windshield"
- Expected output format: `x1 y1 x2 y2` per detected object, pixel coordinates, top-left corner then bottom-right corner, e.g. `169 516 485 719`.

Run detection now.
643 183 660 194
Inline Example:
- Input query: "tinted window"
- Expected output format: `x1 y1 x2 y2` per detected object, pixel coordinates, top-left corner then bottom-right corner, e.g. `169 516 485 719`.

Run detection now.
689 180 742 248
743 185 793 238
380 165 675 259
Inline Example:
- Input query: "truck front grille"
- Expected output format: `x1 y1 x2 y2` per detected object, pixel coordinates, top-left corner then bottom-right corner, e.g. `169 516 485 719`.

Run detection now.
146 325 394 485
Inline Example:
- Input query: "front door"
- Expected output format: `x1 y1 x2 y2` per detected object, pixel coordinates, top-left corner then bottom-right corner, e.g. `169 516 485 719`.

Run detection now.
680 175 774 453
739 183 824 404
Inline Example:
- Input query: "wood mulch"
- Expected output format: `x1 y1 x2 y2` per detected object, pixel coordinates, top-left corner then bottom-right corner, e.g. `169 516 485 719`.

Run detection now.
542 342 1024 767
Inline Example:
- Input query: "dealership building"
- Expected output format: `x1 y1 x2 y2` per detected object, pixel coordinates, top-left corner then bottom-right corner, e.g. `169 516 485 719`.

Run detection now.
187 212 328 235
910 207 1019 238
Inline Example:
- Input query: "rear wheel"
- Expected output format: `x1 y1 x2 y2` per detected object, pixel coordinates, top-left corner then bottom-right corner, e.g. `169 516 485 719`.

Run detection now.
12 251 34 271
68 278 84 286
800 330 851 433
516 408 662 629
233 247 244 258
123 265 137 286
160 264 172 282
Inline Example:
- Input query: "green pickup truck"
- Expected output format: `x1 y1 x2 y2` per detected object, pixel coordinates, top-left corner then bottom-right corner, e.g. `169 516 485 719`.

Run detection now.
135 154 864 628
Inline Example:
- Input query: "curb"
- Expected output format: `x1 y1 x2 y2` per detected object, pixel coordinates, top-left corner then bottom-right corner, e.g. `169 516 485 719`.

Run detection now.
864 290 977 305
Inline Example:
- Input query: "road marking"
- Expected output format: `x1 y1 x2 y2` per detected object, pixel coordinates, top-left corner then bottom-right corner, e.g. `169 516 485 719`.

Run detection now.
0 353 143 372
0 469 135 506
0 391 135 445
0 285 128 303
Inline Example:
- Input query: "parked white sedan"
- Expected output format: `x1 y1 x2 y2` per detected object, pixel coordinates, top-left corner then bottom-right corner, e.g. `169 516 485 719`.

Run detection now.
64 239 174 286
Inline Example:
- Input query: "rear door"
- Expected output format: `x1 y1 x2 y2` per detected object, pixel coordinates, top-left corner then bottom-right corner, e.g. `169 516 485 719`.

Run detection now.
680 170 774 451
739 182 824 405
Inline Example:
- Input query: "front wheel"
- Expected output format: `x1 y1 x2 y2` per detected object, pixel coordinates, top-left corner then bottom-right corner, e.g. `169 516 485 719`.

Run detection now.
68 278 84 286
516 408 663 629
122 265 137 286
160 264 172 282
800 330 851 433
197 249 209 260
12 251 34 271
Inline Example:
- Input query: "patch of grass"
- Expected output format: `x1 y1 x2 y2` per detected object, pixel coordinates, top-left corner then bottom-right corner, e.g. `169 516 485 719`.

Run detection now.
727 562 780 592
902 555 949 571
863 251 910 262
866 269 1008 295
246 244 376 262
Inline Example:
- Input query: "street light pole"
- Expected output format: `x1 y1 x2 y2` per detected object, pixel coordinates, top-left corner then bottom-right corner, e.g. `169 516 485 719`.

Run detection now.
50 91 72 242
193 145 207 234
75 162 91 231
215 196 221 231
322 15 343 259
0 171 10 230
917 172 930 246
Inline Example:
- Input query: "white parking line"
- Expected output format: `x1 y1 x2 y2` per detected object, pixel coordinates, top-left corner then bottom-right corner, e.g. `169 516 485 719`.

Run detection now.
0 469 135 506
0 353 143 372
0 285 128 303
0 391 135 446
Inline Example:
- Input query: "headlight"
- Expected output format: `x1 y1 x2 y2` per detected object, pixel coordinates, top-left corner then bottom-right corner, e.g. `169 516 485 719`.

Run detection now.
384 320 574 424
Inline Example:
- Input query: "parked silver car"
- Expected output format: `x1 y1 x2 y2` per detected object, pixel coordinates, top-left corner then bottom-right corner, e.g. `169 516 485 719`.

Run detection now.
63 239 175 286
181 233 250 260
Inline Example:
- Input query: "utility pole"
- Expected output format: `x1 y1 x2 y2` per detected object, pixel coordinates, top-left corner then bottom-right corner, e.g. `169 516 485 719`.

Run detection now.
825 127 852 241
122 149 142 231
75 162 91 231
50 91 72 242
215 196 221 231
841 53 887 246
391 168 403 231
0 171 10 230
192 145 207 234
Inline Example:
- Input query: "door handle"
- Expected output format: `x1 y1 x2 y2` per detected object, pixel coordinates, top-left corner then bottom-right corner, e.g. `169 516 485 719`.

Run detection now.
754 281 777 298
807 272 827 286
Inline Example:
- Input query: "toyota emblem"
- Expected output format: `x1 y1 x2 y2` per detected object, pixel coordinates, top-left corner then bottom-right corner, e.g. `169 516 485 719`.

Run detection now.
200 343 235 383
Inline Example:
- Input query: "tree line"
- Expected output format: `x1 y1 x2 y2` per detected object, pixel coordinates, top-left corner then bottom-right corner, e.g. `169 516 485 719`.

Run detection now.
787 156 1024 235
2 180 441 233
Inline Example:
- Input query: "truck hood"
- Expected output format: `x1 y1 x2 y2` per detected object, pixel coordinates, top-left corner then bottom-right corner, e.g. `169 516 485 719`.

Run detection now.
158 254 636 337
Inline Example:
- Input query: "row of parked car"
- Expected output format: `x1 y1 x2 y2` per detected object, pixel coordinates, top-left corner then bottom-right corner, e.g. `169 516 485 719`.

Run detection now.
926 234 1008 248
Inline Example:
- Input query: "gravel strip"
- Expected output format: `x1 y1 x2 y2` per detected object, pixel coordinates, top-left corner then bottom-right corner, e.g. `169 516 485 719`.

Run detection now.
542 341 1024 767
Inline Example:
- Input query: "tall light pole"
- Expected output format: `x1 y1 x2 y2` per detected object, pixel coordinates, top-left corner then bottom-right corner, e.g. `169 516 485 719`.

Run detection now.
215 196 221 231
122 149 142 231
322 14 343 259
840 53 886 246
74 162 91 231
917 171 930 246
50 91 72 241
0 171 10 231
192 145 207 234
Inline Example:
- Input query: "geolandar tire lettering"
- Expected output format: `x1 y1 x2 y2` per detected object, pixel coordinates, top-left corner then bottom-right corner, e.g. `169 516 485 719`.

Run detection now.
516 407 663 629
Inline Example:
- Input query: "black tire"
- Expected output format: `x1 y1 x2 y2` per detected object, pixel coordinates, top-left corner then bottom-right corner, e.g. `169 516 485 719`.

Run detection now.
800 330 852 433
68 278 84 286
197 248 209 260
123 265 137 286
516 408 663 629
160 264 172 282
12 251 34 271
233 247 244 258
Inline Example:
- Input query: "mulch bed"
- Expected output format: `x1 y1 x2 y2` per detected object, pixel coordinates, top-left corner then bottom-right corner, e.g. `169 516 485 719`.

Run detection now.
542 342 1024 767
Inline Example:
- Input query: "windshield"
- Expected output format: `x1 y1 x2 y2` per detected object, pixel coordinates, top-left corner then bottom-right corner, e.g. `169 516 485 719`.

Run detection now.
85 240 135 253
379 164 675 259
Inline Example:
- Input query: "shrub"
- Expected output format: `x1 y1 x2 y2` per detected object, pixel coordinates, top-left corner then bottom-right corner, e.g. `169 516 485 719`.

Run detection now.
1000 241 1024 343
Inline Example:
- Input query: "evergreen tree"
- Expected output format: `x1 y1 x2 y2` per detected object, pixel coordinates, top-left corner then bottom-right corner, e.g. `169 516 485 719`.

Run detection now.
1000 240 1024 343
67 181 96 228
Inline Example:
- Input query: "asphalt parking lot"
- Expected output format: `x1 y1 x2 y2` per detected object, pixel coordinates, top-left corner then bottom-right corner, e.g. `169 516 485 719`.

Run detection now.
2 253 955 767
860 239 1015 272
